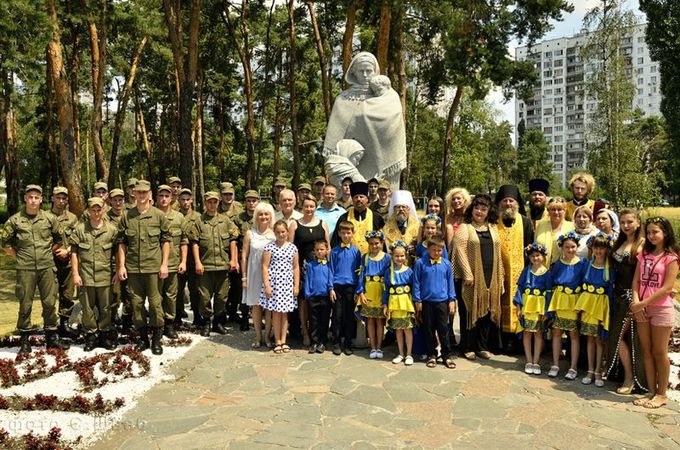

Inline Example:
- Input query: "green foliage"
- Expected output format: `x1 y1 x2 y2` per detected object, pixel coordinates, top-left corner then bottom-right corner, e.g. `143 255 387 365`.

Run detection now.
513 121 553 187
582 1 664 207
639 0 680 201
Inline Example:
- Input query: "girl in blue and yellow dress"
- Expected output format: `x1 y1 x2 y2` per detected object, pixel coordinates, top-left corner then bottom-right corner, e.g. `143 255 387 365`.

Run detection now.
356 230 391 359
382 241 415 366
548 231 588 380
575 232 615 387
513 243 553 376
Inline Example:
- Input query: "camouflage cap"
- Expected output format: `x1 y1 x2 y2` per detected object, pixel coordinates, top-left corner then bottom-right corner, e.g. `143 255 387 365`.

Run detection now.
93 181 108 192
134 180 151 191
273 178 287 188
157 184 172 194
25 184 43 195
109 188 125 198
297 183 312 192
87 197 105 208
126 177 138 187
204 191 220 201
378 180 391 190
244 189 260 200
220 181 234 189
179 188 192 196
313 176 326 185
221 184 235 195
52 186 68 196
167 176 182 185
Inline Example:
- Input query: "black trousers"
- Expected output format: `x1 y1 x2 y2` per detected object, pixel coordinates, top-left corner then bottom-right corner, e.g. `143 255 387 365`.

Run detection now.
331 284 357 347
226 270 244 320
460 307 502 354
307 296 331 345
422 301 452 359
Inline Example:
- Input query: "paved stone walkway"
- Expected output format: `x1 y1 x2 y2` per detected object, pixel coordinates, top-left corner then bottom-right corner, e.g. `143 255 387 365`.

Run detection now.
91 331 680 449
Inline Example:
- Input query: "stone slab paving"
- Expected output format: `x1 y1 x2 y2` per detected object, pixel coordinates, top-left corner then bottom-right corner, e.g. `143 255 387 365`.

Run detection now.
90 330 680 450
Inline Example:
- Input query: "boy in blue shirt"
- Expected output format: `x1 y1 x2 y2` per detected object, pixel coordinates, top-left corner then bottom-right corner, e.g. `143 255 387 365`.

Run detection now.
413 237 457 369
304 240 336 353
329 221 362 355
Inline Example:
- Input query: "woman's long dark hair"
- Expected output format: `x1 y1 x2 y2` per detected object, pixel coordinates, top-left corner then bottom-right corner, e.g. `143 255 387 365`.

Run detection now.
463 193 498 224
643 216 680 256
613 208 642 262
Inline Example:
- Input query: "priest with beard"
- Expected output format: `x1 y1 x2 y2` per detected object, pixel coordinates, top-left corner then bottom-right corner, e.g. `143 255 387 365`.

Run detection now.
528 178 550 228
495 185 534 354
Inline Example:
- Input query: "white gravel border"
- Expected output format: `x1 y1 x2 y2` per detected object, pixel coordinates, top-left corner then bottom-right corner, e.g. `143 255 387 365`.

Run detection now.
0 334 202 446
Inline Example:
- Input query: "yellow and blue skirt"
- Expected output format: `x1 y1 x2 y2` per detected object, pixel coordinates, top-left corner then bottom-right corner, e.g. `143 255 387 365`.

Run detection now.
362 276 385 319
518 290 546 333
575 285 610 338
386 286 415 329
549 285 581 331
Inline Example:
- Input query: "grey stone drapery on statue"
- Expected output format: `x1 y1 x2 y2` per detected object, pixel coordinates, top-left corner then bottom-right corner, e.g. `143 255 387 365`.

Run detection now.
324 52 406 191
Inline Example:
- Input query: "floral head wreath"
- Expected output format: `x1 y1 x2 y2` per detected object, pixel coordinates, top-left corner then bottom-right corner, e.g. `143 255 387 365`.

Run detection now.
389 240 408 251
524 242 548 257
556 230 581 247
421 213 442 225
586 231 616 249
364 230 385 241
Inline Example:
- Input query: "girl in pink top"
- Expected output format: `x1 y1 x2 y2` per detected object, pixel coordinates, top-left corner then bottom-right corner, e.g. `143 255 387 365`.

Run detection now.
631 217 679 409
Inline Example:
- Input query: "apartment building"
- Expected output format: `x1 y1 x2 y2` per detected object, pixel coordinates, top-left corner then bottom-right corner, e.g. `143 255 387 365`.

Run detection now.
515 24 661 186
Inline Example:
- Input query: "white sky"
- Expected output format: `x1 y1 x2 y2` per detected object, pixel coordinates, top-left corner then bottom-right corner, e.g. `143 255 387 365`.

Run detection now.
489 0 642 129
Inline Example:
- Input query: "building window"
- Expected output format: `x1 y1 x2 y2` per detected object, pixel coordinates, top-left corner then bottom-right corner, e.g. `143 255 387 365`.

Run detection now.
637 88 643 95
638 77 644 85
545 51 552 58
637 36 644 43
637 57 644 64
638 47 644 54
651 65 657 73
651 76 657 83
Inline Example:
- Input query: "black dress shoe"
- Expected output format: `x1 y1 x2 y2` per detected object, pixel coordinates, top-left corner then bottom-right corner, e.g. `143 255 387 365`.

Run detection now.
343 347 353 356
316 344 325 354
200 325 211 337
212 322 228 335
308 344 317 354
332 344 342 355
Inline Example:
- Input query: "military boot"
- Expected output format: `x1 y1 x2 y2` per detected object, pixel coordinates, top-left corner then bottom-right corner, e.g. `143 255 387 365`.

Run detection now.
136 327 150 351
18 332 32 355
151 327 163 355
46 330 70 350
100 330 117 351
83 333 98 352
163 319 178 339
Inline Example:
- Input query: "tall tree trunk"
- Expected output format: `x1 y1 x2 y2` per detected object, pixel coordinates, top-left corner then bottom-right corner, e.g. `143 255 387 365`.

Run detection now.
163 0 200 189
46 0 85 216
376 0 391 74
134 91 154 188
306 1 331 121
195 71 205 201
441 86 464 194
45 57 60 189
342 0 360 84
67 16 81 167
87 0 109 181
222 0 255 189
1 73 20 215
108 36 147 187
287 1 301 189
273 57 284 183
254 0 277 187
217 98 226 180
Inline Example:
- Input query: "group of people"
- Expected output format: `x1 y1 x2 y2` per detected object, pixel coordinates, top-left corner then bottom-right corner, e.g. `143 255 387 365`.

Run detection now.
1 171 677 408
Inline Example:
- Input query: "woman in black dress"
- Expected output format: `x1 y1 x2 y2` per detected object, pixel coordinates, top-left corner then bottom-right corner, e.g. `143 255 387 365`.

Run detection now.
606 208 646 394
288 195 330 346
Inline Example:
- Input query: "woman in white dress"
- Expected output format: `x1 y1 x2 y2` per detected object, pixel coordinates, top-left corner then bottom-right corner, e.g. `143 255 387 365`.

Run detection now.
242 202 276 348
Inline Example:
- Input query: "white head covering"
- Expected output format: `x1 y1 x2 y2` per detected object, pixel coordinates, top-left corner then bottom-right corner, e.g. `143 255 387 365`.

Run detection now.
345 52 379 87
598 208 620 237
388 190 418 220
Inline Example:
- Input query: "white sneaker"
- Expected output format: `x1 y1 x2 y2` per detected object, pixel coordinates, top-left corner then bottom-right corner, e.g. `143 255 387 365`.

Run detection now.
548 365 559 378
524 363 533 374
369 349 378 359
375 349 384 359
404 355 414 366
532 364 542 376
392 355 404 364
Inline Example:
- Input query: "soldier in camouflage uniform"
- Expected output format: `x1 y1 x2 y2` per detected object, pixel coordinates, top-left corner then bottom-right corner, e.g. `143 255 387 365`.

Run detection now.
369 179 391 222
107 188 129 334
176 188 201 327
167 176 182 211
117 180 171 355
2 185 70 354
70 197 119 351
187 191 240 336
219 182 243 217
156 184 188 338
47 186 79 339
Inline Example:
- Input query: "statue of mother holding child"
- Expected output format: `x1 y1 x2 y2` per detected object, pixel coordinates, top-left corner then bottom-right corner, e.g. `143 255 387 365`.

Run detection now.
324 52 407 191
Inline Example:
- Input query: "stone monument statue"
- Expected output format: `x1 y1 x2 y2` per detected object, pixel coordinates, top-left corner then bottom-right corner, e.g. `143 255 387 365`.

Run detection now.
324 52 406 191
